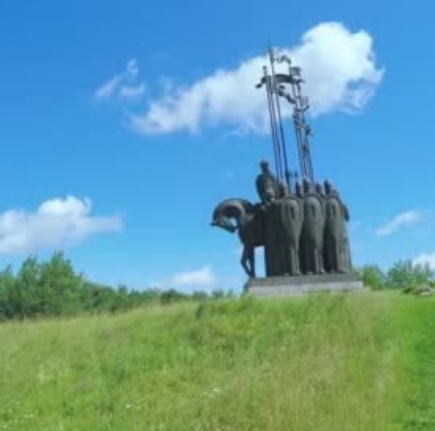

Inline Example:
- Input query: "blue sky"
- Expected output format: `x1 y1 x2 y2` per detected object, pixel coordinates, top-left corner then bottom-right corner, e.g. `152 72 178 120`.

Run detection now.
0 0 433 291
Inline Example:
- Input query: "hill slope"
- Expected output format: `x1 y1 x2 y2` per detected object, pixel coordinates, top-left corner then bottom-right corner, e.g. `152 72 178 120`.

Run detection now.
1 293 435 431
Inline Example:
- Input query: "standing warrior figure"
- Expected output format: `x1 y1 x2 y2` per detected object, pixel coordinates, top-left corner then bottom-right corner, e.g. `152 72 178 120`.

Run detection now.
295 180 304 199
315 182 325 197
323 181 352 273
300 179 326 275
266 185 304 276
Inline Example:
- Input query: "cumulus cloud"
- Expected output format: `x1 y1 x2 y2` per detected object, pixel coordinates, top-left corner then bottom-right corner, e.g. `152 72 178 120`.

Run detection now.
413 253 435 270
0 197 123 255
171 266 216 288
375 210 423 236
130 22 383 135
94 59 145 102
154 265 217 291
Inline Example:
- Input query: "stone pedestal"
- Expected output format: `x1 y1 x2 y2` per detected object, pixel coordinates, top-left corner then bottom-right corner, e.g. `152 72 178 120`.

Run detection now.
244 273 364 297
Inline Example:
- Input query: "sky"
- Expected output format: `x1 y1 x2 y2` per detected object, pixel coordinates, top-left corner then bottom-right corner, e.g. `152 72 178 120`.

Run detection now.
0 0 434 292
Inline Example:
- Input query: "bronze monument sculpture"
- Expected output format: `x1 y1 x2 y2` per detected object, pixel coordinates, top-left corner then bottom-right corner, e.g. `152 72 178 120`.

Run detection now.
211 48 361 295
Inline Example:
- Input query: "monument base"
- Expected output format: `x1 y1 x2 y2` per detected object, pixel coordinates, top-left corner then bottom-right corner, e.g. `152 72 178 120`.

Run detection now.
244 273 364 297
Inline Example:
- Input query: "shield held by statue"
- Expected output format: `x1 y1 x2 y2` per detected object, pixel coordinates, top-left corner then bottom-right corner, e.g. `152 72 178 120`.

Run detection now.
324 194 351 274
264 196 304 276
300 192 326 275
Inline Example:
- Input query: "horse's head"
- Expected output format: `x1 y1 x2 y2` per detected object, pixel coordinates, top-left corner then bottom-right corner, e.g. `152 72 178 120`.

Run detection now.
210 198 255 234
210 217 237 233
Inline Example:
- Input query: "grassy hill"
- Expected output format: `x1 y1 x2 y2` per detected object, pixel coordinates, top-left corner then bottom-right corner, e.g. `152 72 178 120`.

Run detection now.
1 293 435 431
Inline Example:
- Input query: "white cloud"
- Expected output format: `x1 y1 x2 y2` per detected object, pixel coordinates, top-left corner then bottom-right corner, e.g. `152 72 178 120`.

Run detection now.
171 266 216 288
413 253 435 270
94 59 145 102
0 196 123 255
154 266 217 291
375 210 423 236
94 76 123 100
119 84 146 101
130 22 383 135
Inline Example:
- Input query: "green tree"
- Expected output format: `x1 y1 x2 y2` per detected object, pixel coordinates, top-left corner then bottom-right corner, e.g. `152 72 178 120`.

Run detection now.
160 289 187 304
0 265 17 320
386 260 434 290
37 251 85 316
15 256 42 317
360 264 386 290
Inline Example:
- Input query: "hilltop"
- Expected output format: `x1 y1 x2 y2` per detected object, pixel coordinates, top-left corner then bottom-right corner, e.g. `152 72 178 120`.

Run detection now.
1 293 435 430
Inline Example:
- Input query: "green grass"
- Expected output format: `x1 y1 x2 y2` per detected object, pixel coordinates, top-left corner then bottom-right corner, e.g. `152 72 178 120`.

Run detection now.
1 292 435 431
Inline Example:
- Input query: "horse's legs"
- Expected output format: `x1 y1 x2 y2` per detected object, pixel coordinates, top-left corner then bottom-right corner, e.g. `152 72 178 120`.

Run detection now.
241 247 250 277
248 247 256 278
241 246 255 278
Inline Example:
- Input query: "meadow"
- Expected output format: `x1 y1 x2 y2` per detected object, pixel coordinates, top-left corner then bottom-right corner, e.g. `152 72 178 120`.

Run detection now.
1 292 435 431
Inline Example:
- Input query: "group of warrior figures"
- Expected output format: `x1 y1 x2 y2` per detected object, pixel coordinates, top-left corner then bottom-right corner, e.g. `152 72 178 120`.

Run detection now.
211 160 352 278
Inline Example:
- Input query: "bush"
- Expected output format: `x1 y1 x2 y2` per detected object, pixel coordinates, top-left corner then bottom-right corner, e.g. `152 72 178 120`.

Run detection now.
361 264 386 290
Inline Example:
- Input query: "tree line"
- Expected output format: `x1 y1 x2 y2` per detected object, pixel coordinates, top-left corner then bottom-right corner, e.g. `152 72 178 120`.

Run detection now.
0 252 432 322
0 252 233 321
360 260 434 291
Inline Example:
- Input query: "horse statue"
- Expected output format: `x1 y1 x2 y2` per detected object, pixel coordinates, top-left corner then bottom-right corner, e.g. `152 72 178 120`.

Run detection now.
211 198 265 278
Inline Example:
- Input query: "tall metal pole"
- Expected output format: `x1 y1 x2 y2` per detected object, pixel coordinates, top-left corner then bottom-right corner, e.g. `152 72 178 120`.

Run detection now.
268 48 291 189
261 64 285 186
257 48 316 188
286 63 315 184
263 67 282 183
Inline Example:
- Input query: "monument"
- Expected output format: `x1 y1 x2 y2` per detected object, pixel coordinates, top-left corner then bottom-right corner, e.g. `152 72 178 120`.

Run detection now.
211 48 363 296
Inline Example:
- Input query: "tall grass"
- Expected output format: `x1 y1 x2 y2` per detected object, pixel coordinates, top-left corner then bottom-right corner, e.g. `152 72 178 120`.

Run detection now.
0 293 434 430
